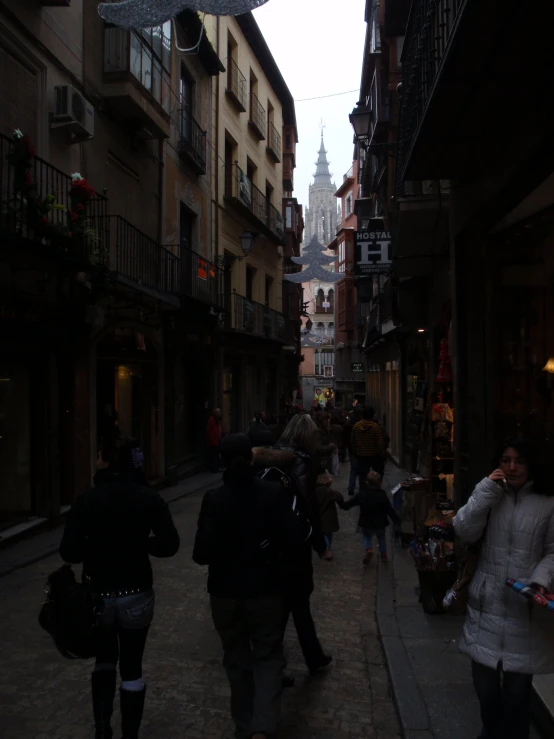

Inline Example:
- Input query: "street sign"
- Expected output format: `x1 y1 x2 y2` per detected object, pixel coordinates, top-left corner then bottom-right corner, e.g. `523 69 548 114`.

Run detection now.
354 221 392 276
351 362 364 373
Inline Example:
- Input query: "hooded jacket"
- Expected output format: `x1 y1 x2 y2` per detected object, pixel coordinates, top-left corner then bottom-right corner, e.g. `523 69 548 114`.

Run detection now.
351 420 385 459
59 468 180 592
453 477 554 674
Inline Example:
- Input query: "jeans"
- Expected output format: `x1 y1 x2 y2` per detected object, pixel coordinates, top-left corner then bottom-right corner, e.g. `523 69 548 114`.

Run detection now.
472 660 533 739
282 593 326 671
363 528 386 553
324 533 333 550
357 457 385 490
210 594 285 739
348 458 358 493
95 589 155 682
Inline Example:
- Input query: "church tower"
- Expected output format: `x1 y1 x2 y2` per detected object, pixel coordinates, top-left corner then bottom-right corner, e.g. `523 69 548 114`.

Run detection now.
304 133 338 247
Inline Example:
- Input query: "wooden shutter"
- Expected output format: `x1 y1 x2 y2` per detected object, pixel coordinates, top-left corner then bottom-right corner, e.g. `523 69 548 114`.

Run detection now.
0 43 37 141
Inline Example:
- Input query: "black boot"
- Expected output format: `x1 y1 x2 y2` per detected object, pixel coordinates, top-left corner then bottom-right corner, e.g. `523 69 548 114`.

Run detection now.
91 670 116 739
120 687 146 739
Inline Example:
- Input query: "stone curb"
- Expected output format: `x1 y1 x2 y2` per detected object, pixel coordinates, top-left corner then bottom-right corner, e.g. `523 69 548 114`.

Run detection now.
376 528 433 738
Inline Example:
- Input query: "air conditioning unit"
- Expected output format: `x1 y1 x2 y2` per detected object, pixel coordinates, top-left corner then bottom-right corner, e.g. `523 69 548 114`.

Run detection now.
52 85 94 139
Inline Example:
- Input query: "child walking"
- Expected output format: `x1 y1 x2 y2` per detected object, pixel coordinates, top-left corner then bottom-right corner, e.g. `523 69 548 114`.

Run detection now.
315 474 344 561
342 471 400 564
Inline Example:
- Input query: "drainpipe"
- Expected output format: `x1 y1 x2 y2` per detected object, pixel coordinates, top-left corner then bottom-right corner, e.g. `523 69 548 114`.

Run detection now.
215 16 224 409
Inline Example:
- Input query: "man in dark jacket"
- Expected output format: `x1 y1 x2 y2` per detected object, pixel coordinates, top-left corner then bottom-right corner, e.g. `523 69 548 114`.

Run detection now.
193 434 306 739
60 443 180 739
350 406 386 489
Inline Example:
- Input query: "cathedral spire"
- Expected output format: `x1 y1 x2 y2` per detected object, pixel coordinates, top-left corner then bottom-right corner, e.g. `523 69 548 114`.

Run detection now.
312 133 333 187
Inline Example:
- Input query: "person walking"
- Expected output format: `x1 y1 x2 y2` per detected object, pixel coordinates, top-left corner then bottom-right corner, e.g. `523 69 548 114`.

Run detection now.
342 471 399 563
193 434 306 739
247 411 267 438
315 473 344 560
344 407 362 495
59 441 180 739
453 437 554 739
206 408 223 473
350 406 386 489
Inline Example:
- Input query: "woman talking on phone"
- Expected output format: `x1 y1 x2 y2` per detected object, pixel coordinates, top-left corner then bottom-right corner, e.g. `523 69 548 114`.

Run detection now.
453 437 554 739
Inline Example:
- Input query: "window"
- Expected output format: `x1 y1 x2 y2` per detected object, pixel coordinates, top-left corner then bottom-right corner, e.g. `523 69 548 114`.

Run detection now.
265 276 273 307
316 288 324 312
345 192 353 217
224 135 237 197
396 36 405 67
315 351 335 376
132 23 171 113
246 265 256 301
327 289 335 312
180 203 195 249
338 240 346 273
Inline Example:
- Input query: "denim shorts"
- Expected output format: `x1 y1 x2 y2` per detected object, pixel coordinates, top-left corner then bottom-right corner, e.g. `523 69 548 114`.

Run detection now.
100 589 155 631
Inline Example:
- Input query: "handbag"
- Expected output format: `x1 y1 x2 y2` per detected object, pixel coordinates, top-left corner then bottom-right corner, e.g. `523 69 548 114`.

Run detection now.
38 563 104 659
443 510 491 612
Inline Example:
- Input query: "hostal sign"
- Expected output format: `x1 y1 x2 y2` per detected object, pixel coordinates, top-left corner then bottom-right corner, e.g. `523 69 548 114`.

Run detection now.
355 220 392 276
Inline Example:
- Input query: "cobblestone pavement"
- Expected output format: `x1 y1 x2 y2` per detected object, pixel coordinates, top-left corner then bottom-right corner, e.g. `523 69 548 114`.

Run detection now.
0 462 401 738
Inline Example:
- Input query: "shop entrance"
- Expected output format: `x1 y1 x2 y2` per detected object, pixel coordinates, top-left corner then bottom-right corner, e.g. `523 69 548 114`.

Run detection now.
0 361 32 529
96 329 159 479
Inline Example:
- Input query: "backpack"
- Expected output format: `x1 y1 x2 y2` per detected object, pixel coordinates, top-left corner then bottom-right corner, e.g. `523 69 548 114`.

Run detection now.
38 564 104 659
258 466 312 543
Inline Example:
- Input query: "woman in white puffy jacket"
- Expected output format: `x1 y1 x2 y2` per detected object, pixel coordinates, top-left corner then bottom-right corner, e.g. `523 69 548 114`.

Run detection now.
453 438 554 739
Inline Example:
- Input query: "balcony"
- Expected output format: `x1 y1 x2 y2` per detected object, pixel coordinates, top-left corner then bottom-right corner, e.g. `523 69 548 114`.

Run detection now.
181 247 224 308
178 109 207 175
335 164 355 198
283 153 294 191
226 58 247 112
93 215 179 298
267 123 281 163
248 93 266 140
366 68 390 150
0 133 107 267
394 179 450 274
103 26 171 139
226 164 284 243
226 292 286 342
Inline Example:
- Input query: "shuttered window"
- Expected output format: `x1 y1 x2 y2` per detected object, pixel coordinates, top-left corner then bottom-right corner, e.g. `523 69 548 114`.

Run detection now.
0 43 38 141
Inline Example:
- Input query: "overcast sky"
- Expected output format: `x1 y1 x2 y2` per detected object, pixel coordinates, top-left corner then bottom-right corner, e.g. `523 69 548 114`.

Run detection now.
253 0 367 208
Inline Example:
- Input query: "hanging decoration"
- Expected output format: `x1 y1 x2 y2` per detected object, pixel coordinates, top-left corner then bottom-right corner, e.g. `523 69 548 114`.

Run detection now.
98 0 270 30
284 235 341 284
436 336 453 384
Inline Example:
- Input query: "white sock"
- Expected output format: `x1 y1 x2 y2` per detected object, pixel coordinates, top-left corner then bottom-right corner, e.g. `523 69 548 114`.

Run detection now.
121 678 145 692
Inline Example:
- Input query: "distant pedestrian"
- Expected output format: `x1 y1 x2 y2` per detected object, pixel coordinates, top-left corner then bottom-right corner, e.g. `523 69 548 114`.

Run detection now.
247 411 267 438
60 441 180 739
342 471 399 563
193 434 306 739
345 407 363 495
206 408 223 473
350 406 386 487
454 438 554 739
315 473 344 561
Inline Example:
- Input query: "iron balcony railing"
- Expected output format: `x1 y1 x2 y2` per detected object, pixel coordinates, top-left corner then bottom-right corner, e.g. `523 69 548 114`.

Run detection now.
93 215 179 294
397 0 465 182
227 292 286 342
0 132 107 265
267 122 281 162
180 244 224 308
249 92 266 140
227 58 247 111
178 108 207 174
228 164 284 242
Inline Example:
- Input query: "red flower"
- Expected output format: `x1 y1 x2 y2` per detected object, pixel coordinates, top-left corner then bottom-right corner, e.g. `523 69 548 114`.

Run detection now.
70 211 79 222
40 217 49 227
24 173 33 186
76 203 85 211
68 232 73 238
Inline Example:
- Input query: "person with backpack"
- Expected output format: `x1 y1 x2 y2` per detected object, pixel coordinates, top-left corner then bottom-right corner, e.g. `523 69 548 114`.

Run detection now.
255 414 333 676
59 440 180 739
350 406 386 488
193 433 306 739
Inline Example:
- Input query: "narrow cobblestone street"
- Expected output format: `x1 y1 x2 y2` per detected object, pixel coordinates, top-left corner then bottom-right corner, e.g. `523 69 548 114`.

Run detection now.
0 463 401 739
